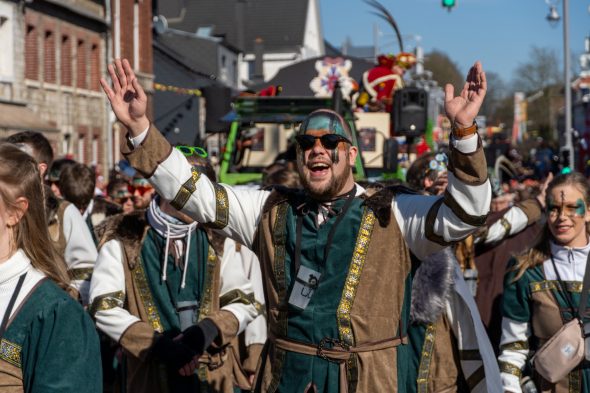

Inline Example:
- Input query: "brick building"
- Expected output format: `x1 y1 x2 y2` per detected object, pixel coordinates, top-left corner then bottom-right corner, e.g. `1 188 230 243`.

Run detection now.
0 0 153 175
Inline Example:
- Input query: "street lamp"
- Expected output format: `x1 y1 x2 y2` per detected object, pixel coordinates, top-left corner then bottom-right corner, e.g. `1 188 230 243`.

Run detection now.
545 0 574 169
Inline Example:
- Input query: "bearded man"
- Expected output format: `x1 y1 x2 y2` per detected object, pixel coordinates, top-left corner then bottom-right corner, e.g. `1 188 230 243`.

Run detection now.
101 58 491 393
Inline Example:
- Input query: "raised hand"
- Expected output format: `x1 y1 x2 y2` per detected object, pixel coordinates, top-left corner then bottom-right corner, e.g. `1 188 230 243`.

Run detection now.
100 58 149 137
444 61 487 129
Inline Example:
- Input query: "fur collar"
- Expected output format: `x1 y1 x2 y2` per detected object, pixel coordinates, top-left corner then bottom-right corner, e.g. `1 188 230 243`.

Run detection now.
410 248 455 324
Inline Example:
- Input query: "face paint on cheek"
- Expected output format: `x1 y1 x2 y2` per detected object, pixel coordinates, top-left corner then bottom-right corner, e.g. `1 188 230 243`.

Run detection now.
575 198 586 217
330 148 339 164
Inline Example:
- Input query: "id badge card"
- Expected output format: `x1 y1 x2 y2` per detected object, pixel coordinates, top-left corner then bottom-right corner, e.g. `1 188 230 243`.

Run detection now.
288 266 321 310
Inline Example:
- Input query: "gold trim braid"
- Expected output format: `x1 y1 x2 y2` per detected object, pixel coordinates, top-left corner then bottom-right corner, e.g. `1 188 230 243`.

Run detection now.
0 339 21 368
268 203 289 393
206 183 229 229
132 258 164 333
499 341 529 351
499 361 522 377
198 246 218 321
69 267 94 281
337 208 376 393
170 168 201 210
417 323 437 393
529 280 583 293
89 290 125 317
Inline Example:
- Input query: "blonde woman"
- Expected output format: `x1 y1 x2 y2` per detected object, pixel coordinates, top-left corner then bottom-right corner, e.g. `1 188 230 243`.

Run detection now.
0 143 101 392
499 172 590 392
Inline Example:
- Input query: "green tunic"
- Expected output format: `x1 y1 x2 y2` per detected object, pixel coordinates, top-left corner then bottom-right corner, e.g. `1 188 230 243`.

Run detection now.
132 227 211 391
503 263 590 391
0 278 101 392
274 198 411 392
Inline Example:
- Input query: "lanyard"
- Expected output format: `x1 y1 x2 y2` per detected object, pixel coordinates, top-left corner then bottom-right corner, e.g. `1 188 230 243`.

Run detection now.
293 186 357 273
0 273 27 339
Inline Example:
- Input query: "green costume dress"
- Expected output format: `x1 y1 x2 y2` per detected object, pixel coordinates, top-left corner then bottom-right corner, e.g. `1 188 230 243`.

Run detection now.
0 271 101 392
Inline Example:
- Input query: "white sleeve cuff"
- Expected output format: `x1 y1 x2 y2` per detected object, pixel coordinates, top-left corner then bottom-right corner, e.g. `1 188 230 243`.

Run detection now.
130 125 150 148
450 133 478 153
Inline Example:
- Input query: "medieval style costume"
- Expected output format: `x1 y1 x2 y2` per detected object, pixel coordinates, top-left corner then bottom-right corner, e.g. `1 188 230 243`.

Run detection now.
473 199 544 352
120 123 491 393
222 239 267 379
46 187 98 305
499 242 590 392
405 249 502 393
89 197 259 393
0 249 101 392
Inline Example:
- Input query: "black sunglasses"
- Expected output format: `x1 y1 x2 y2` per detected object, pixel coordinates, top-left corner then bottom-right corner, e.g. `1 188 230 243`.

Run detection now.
295 134 351 150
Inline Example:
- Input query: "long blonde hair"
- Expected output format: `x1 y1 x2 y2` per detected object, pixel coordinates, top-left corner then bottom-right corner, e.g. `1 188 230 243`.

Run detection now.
512 172 590 281
0 143 69 288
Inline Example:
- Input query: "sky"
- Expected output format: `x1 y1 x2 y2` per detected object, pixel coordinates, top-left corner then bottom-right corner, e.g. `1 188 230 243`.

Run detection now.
320 0 590 84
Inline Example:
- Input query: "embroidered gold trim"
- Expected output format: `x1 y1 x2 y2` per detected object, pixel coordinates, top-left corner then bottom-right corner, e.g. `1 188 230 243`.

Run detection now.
207 183 229 229
337 208 375 393
89 290 125 317
500 217 512 236
268 203 289 393
499 361 522 377
68 267 94 281
459 349 482 360
198 246 218 321
417 323 437 393
0 339 21 368
132 258 164 333
529 280 582 293
219 289 256 308
170 168 201 210
337 208 375 346
499 341 529 351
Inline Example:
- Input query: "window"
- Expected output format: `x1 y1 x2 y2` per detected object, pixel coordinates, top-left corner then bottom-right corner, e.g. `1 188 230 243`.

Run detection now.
44 30 56 83
78 134 86 163
76 39 86 89
90 43 99 90
61 35 71 86
25 25 38 80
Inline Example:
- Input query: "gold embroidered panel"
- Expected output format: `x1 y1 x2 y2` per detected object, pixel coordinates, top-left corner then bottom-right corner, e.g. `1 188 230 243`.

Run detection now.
171 168 201 210
198 246 218 321
499 361 522 377
417 323 437 393
68 267 94 282
499 341 529 351
337 208 376 393
529 280 582 293
207 184 229 229
0 339 21 368
337 208 376 346
89 291 125 317
132 259 164 333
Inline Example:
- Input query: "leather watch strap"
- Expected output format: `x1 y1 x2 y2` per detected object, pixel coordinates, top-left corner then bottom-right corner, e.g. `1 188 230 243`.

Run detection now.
452 121 478 138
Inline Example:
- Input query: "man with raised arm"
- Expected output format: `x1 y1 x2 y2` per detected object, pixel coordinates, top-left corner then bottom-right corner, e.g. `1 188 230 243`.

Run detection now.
102 58 491 393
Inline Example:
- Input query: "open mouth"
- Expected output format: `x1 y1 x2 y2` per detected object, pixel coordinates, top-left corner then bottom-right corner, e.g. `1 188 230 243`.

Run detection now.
308 162 330 178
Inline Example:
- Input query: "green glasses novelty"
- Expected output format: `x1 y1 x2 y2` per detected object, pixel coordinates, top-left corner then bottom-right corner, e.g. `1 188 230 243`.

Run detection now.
175 145 208 158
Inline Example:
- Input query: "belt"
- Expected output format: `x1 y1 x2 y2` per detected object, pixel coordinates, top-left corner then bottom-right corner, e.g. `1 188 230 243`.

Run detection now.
271 335 407 393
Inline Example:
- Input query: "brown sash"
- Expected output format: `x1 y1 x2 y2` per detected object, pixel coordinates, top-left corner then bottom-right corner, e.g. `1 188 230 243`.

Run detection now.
271 335 407 393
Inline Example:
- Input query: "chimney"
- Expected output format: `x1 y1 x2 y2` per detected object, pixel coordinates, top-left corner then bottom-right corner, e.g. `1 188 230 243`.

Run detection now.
252 37 264 84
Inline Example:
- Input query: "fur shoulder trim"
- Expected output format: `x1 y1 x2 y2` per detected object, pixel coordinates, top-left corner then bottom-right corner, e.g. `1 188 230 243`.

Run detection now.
262 186 305 213
410 248 455 324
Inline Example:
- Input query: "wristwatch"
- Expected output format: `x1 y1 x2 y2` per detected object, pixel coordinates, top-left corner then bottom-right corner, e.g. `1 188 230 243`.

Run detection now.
452 121 478 138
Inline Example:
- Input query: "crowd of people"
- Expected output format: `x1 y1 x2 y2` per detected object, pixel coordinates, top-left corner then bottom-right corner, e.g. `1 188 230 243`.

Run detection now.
0 56 589 393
